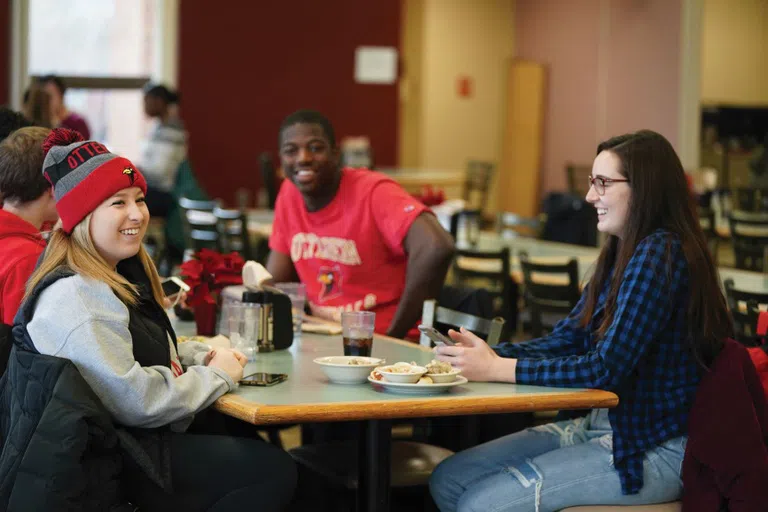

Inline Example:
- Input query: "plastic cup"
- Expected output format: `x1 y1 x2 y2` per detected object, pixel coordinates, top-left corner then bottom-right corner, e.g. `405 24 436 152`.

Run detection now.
341 311 376 357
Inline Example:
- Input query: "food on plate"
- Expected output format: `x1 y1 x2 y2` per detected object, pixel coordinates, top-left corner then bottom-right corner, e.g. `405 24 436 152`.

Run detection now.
425 359 453 374
347 358 370 365
417 376 434 385
380 361 423 374
370 369 384 381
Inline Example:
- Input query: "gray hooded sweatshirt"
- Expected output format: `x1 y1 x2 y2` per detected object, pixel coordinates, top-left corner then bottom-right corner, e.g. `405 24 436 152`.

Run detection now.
27 274 234 429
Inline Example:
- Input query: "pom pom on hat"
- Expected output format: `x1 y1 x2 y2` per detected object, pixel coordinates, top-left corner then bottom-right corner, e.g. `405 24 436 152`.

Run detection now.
42 128 84 155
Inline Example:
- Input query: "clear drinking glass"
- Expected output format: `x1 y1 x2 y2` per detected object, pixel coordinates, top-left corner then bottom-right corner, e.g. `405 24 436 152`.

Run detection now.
341 311 376 357
226 302 261 361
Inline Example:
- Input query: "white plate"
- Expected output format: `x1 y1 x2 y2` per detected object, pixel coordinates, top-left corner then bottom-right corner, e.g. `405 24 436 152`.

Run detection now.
368 375 468 395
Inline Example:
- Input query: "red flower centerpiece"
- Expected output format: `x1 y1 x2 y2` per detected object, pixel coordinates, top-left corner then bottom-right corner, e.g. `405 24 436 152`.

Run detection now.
180 248 245 335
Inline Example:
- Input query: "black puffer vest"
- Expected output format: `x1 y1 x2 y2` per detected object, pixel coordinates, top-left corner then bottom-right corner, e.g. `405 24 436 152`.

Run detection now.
13 257 177 492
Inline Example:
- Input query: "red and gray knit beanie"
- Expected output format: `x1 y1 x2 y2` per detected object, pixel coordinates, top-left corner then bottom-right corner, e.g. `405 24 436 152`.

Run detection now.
41 128 147 234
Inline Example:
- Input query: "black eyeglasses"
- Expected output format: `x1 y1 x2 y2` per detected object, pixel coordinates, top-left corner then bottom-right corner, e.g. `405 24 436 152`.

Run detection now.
588 175 630 196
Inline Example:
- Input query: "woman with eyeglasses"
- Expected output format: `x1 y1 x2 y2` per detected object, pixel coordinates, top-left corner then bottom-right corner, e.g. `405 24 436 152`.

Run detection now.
429 130 733 511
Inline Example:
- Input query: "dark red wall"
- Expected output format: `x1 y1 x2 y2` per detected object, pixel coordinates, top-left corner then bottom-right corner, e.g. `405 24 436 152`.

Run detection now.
0 0 10 105
178 2 402 204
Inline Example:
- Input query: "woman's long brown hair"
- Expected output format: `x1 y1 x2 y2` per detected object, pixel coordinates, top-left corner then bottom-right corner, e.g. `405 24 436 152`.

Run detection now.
580 130 732 367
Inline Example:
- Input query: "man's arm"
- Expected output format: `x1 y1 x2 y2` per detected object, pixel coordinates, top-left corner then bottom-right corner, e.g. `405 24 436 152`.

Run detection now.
387 213 455 338
265 250 298 284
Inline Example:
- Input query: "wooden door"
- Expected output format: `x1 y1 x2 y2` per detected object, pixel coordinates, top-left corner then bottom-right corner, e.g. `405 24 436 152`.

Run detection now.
497 59 546 217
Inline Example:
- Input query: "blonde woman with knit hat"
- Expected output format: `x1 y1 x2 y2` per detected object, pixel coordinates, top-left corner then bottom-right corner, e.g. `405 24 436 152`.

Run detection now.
15 128 296 511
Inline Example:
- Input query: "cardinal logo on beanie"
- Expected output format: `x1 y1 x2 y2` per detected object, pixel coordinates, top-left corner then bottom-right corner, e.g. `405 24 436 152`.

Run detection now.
123 166 136 185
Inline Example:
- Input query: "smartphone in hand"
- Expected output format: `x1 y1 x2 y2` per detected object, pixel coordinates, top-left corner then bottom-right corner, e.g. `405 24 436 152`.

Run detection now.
161 276 191 298
418 325 456 346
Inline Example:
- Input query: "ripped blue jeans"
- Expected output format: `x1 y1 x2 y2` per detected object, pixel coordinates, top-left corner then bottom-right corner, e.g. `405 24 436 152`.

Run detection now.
429 409 685 512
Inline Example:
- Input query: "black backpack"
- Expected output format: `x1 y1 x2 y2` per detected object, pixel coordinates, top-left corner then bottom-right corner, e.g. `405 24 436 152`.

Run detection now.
540 193 598 247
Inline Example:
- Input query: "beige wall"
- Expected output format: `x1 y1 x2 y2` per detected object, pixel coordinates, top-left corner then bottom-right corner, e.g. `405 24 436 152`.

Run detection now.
400 0 515 212
701 0 768 105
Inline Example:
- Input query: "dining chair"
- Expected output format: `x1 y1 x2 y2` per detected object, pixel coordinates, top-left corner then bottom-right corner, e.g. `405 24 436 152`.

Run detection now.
733 187 768 212
178 197 221 258
451 246 516 337
724 278 768 347
419 299 504 347
728 212 768 271
291 304 509 510
496 211 544 239
518 251 581 338
448 209 483 245
418 298 533 460
213 207 252 260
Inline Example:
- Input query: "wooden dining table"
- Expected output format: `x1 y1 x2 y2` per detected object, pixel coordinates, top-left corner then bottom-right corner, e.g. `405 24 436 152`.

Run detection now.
172 315 618 512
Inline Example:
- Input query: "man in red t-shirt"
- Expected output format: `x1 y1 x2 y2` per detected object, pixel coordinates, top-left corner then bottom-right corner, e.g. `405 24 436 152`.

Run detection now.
267 110 455 338
0 126 57 325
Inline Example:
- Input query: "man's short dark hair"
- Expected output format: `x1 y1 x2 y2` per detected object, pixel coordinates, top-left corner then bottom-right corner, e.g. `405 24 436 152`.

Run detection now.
0 107 32 142
38 75 67 96
279 109 336 147
0 127 51 204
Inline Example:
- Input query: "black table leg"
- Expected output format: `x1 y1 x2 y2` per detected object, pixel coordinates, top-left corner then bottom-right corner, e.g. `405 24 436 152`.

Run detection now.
460 414 479 450
357 418 392 512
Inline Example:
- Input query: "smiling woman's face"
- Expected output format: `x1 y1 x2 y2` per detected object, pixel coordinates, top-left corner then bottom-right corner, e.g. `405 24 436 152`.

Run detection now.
586 150 632 238
89 186 148 267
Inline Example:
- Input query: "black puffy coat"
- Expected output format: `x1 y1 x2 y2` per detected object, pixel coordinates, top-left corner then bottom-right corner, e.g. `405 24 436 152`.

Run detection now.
0 345 126 510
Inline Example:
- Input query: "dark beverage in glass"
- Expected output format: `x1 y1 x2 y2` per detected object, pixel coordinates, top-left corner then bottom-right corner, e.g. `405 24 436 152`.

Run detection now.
343 336 373 357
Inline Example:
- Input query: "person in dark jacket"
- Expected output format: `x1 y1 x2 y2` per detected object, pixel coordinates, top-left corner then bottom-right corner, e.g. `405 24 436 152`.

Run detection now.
16 128 296 511
430 130 733 511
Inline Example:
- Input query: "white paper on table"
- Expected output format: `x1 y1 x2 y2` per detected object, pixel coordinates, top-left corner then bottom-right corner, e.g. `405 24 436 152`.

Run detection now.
302 323 343 335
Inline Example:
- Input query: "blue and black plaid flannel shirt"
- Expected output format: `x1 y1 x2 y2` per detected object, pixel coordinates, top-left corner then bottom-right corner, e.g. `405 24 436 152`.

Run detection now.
495 230 701 494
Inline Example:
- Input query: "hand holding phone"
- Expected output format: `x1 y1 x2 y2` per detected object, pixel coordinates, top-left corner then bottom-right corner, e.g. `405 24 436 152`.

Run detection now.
418 325 456 346
161 276 191 298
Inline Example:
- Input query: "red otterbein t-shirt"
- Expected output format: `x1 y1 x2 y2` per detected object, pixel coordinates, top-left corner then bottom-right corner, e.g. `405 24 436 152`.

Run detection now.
269 168 429 334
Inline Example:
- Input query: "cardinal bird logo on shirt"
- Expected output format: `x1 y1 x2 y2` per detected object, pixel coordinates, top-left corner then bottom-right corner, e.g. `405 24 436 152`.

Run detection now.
317 266 343 302
123 167 136 185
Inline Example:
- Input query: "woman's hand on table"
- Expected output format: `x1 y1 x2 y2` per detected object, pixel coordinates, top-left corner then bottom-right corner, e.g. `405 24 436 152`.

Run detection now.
204 348 248 368
229 348 248 367
434 327 517 383
206 349 244 383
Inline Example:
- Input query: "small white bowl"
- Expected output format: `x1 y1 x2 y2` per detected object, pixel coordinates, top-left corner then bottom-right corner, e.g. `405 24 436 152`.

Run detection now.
314 356 386 384
425 369 462 384
377 364 428 384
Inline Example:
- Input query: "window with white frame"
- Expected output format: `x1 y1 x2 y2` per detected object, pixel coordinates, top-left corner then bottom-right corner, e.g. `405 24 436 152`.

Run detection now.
13 0 177 162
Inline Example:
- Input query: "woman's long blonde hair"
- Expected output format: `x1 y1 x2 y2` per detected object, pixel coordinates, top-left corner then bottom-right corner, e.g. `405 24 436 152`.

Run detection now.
25 214 165 307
